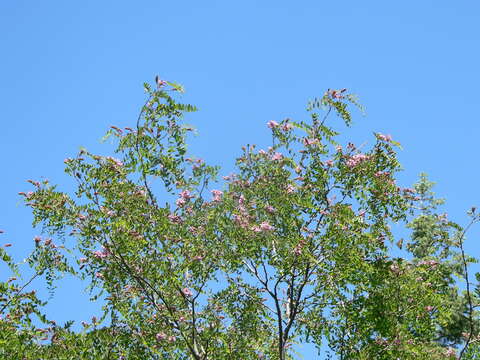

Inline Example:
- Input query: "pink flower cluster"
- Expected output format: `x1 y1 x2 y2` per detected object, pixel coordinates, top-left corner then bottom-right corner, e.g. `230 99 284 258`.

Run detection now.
374 171 390 178
232 195 251 229
176 190 194 207
252 221 275 232
444 347 456 358
168 213 183 224
18 191 34 199
92 246 110 259
182 288 193 297
377 133 393 142
286 184 296 194
346 153 370 168
211 189 223 202
267 120 279 129
271 152 283 161
156 332 176 343
267 120 293 131
293 239 306 256
417 259 439 267
265 205 275 213
303 138 318 146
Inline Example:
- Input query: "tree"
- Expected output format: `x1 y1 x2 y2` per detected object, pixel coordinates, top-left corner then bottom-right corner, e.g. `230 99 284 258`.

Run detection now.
1 79 479 359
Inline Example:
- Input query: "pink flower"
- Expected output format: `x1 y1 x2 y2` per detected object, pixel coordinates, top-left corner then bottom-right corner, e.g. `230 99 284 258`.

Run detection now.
325 160 334 167
251 221 274 233
444 347 456 357
258 149 267 155
168 336 176 343
303 138 318 146
282 122 293 131
425 305 434 311
175 197 186 207
95 272 103 279
377 133 393 142
286 184 296 194
211 189 223 202
259 221 274 231
107 156 124 167
346 153 369 168
182 288 193 297
238 195 245 205
168 213 183 224
176 190 194 207
418 259 439 267
233 214 249 229
271 152 283 161
293 240 305 255
267 120 279 129
156 332 167 341
92 246 110 259
265 205 275 213
179 190 194 200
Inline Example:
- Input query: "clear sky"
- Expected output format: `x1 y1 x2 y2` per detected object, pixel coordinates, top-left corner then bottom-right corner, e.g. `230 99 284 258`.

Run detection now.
1 1 479 358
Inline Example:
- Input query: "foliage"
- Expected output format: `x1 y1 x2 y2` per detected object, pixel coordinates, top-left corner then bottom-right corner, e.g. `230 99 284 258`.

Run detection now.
1 80 479 359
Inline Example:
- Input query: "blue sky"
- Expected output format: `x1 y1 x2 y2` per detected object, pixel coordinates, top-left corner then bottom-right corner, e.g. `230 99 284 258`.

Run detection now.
1 1 479 357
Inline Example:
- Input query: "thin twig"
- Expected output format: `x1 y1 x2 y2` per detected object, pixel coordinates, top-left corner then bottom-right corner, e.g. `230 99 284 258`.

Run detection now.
0 271 41 314
458 217 479 359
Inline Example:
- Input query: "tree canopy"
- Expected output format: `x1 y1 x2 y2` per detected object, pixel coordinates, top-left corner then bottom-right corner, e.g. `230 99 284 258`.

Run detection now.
1 79 479 359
